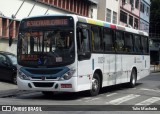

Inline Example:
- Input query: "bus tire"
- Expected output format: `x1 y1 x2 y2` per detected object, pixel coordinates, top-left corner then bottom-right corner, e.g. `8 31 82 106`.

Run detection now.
128 69 137 88
42 91 54 96
89 73 100 96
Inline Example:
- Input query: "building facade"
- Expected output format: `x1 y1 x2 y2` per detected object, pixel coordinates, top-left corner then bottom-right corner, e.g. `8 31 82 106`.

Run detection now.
39 0 98 19
97 0 120 24
140 0 150 33
120 0 141 29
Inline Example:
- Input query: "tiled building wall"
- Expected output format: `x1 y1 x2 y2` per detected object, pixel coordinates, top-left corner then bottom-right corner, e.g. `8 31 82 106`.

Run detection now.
0 17 19 39
40 0 90 17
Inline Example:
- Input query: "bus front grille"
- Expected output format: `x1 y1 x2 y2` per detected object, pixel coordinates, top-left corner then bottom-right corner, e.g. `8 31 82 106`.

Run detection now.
33 82 54 87
31 77 58 80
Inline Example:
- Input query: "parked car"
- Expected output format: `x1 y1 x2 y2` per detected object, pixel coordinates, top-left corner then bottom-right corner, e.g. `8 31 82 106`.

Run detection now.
0 51 17 84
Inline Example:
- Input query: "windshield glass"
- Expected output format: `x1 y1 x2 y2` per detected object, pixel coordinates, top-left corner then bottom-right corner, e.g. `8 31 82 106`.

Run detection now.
7 54 17 65
17 29 75 67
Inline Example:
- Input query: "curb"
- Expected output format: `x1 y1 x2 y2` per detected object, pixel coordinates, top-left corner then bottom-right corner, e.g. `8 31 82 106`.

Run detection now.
0 89 36 98
0 89 19 98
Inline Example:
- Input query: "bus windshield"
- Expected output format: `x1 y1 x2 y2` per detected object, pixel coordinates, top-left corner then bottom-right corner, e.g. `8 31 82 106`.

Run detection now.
17 29 75 67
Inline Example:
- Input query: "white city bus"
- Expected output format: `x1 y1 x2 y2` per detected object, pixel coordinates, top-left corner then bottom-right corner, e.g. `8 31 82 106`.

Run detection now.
17 14 150 96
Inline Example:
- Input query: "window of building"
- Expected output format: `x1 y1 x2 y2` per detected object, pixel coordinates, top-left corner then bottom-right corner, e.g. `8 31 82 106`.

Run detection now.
103 28 114 52
106 9 111 22
135 0 139 9
66 0 69 10
49 0 53 4
120 10 127 24
45 0 48 3
130 0 134 6
140 2 144 13
70 0 73 11
129 15 133 26
146 7 149 16
58 0 62 7
54 0 58 6
113 11 117 24
62 0 66 9
122 0 127 5
134 18 138 29
74 0 77 13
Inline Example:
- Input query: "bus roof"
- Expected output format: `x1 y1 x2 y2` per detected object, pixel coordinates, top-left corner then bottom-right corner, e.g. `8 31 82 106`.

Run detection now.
21 14 148 36
77 15 148 36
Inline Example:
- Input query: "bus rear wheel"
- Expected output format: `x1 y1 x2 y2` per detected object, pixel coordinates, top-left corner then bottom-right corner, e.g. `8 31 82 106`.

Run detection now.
89 73 100 96
128 69 137 88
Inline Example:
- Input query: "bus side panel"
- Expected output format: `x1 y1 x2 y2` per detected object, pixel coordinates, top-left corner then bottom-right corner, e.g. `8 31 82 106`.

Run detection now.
140 55 150 79
77 59 93 91
77 54 105 91
91 54 104 85
115 54 124 84
103 54 116 87
122 55 135 83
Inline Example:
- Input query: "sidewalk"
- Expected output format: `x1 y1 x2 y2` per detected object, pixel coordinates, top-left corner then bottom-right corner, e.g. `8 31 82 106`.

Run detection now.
0 82 19 97
0 82 17 91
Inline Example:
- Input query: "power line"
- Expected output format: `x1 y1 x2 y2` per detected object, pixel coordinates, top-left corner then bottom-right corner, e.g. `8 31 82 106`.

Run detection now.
6 0 26 31
28 0 38 17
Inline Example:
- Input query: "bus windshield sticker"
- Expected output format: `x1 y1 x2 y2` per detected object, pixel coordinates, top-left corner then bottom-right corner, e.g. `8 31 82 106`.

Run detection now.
56 57 62 62
21 54 38 61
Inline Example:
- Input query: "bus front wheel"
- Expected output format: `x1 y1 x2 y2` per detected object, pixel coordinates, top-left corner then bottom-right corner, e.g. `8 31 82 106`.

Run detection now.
128 69 137 88
89 73 100 96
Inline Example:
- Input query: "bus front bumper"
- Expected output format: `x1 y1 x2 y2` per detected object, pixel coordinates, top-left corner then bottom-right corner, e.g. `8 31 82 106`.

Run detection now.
17 77 77 92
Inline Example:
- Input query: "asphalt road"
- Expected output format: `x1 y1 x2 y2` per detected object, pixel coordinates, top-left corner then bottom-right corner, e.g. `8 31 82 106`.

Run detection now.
0 72 160 113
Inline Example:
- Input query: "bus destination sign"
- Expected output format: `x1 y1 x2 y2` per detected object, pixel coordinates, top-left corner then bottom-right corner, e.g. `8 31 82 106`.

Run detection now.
26 19 68 27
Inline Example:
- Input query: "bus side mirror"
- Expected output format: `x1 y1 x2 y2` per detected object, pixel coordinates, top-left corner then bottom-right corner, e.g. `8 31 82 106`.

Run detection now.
9 36 13 47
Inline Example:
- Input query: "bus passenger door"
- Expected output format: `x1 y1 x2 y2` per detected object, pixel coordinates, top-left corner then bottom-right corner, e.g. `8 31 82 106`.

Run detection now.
77 26 92 91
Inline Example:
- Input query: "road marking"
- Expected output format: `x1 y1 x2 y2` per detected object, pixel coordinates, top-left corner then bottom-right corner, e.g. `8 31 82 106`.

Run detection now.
85 97 101 102
106 94 140 105
106 93 117 97
135 97 160 105
139 88 160 93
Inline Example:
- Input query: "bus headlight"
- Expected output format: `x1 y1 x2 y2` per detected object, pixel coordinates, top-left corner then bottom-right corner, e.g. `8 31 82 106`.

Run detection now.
59 69 76 81
18 70 30 80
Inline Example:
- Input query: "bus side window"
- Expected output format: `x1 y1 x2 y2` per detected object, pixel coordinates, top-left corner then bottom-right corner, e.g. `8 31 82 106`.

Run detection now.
133 35 141 53
91 26 102 52
115 31 125 52
77 27 91 61
103 28 114 52
141 36 149 54
77 28 90 53
124 32 134 52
